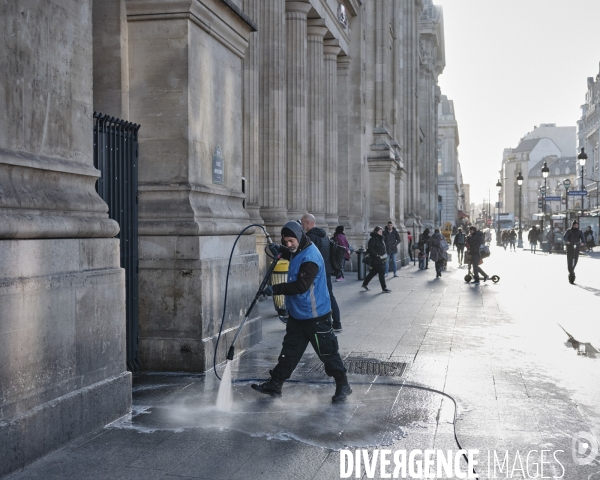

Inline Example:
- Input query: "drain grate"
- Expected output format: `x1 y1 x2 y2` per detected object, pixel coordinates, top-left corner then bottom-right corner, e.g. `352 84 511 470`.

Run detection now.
305 357 408 377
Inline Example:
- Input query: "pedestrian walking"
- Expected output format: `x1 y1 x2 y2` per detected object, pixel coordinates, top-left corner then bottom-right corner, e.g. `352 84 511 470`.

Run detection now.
564 220 585 284
383 221 401 277
418 228 431 269
301 214 342 332
508 229 517 251
332 226 351 281
501 230 509 250
584 226 595 252
252 221 351 403
453 227 466 265
361 226 392 293
407 230 414 261
528 226 539 254
429 229 448 278
545 228 554 254
466 226 488 285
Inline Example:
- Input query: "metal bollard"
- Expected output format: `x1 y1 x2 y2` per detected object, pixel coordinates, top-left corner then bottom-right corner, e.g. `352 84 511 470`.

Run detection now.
356 247 367 280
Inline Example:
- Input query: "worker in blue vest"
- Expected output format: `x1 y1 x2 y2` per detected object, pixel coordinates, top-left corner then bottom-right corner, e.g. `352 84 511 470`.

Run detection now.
253 221 351 403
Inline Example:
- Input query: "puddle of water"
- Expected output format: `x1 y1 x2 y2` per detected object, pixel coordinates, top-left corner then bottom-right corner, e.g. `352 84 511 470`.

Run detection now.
113 382 420 450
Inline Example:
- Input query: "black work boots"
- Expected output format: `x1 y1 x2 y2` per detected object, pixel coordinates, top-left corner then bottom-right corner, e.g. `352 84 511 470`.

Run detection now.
251 372 283 398
332 382 352 403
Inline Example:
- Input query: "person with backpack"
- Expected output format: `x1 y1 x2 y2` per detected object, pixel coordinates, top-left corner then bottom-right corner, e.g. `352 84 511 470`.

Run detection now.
301 213 342 332
429 228 448 278
383 221 401 277
466 226 488 285
361 226 392 293
584 226 595 252
453 227 466 265
332 225 351 281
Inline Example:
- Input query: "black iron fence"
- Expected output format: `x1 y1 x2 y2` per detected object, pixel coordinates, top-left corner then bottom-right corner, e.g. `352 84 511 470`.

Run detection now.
93 112 141 372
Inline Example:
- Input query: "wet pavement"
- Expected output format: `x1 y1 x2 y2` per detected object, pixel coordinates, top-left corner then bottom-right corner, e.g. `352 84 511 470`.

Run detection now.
4 236 600 479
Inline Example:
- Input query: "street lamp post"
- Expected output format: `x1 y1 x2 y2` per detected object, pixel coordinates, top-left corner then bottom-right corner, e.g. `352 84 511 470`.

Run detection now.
496 179 502 246
563 178 571 231
578 147 587 213
517 171 523 248
541 162 549 238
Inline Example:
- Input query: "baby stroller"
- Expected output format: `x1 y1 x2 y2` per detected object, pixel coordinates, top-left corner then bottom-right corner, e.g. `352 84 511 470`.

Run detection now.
463 249 500 284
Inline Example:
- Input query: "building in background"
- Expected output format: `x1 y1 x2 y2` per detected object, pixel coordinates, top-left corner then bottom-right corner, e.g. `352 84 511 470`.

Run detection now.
437 95 463 225
578 68 600 211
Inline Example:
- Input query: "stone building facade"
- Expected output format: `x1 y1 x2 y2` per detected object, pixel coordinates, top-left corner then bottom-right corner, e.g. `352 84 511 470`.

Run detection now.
437 95 462 225
578 69 600 210
1 0 445 473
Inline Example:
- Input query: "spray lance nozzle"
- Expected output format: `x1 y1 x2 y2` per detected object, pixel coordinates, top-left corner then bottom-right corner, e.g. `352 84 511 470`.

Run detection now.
226 345 235 361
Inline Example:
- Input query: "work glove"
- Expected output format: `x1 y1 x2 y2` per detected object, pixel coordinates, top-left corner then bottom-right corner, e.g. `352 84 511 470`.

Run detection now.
268 243 281 257
262 286 274 297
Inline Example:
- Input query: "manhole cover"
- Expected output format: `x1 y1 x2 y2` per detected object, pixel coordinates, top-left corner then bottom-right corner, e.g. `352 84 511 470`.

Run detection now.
305 357 408 377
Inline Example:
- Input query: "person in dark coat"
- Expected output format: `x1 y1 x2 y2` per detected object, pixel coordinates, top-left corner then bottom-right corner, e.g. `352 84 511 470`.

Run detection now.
382 221 401 277
429 229 448 278
361 226 392 293
466 226 487 285
301 213 342 331
332 225 351 281
418 228 431 269
564 220 585 283
528 226 539 253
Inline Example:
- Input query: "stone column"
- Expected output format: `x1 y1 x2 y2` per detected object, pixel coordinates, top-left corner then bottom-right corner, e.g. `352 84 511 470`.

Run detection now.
307 19 328 226
127 0 260 372
324 40 341 229
242 0 263 226
0 0 130 474
258 0 288 232
285 1 311 220
336 55 351 229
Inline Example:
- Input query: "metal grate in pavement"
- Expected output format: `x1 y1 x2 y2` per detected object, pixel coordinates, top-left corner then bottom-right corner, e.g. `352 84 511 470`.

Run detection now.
305 356 408 377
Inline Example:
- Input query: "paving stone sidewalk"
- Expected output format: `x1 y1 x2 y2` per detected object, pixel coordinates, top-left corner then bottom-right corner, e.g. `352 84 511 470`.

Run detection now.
5 251 600 479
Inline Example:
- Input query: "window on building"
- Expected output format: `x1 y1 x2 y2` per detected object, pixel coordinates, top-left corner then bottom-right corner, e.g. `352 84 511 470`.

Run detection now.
555 168 560 175
565 167 570 174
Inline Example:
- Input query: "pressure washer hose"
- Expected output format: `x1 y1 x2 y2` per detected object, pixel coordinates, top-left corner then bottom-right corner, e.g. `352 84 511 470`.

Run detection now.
214 225 478 479
213 224 276 381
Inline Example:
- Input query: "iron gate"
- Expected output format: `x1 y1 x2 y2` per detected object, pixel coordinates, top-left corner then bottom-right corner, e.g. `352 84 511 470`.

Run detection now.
93 112 141 372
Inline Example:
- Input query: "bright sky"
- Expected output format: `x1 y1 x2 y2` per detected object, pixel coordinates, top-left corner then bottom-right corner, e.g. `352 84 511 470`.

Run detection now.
436 0 600 207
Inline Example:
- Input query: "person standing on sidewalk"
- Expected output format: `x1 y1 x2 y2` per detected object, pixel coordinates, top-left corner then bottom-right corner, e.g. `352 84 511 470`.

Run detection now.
528 226 539 253
564 220 585 284
407 231 414 261
332 225 351 281
361 226 392 293
453 227 466 265
383 221 401 277
252 221 352 403
429 228 448 278
466 226 487 285
301 214 342 332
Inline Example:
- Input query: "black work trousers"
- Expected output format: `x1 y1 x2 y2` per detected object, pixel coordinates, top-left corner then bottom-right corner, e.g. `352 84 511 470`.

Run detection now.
362 263 387 290
272 315 346 382
469 253 486 282
566 245 580 275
